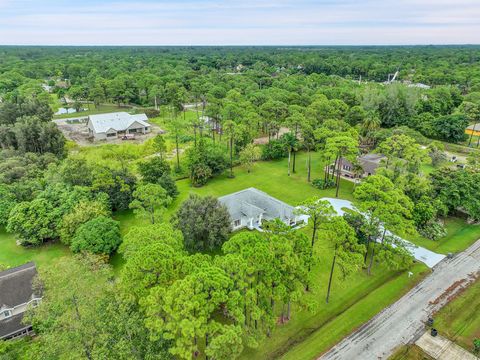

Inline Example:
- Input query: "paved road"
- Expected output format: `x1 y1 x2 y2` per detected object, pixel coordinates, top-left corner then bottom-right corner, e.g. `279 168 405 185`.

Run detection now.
319 239 480 360
321 198 445 268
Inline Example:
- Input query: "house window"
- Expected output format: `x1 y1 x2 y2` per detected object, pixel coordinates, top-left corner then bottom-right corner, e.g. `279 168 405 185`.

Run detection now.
343 165 351 171
106 132 116 137
3 310 12 318
233 219 241 227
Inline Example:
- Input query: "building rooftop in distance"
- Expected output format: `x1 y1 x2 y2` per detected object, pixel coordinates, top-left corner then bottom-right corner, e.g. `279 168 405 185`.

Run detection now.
88 112 150 134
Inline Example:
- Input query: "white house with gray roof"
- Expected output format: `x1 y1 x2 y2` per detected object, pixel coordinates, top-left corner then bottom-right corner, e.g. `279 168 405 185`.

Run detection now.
87 112 151 140
218 188 307 231
0 262 41 340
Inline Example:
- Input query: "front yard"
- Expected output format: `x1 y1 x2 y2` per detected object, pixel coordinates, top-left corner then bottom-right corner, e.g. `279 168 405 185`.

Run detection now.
434 278 480 352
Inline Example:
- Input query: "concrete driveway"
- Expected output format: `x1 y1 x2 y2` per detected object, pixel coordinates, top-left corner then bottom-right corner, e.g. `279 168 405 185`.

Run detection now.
319 239 480 360
321 198 445 268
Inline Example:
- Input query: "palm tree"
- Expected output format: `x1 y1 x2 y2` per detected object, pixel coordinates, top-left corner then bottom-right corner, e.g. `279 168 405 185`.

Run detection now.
281 133 299 176
223 120 236 178
360 112 381 148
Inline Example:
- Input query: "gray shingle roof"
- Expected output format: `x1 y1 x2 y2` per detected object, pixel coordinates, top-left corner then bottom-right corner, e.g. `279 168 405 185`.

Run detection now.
0 262 38 339
0 262 37 309
218 188 295 221
343 153 386 175
88 112 150 134
0 313 29 339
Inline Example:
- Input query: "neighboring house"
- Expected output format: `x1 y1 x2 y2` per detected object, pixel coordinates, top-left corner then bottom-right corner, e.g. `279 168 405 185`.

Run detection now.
407 82 431 89
340 153 387 178
218 187 308 230
0 262 41 340
200 115 221 133
465 123 480 137
87 112 151 140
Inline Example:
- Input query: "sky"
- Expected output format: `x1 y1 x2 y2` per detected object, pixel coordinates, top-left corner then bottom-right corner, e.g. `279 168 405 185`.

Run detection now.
0 0 479 45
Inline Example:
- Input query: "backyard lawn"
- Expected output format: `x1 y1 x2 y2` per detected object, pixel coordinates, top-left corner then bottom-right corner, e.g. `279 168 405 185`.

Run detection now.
406 218 480 254
0 227 70 269
434 278 480 352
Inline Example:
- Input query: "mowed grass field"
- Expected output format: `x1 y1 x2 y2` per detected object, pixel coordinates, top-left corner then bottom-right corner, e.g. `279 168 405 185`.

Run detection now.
0 227 70 269
389 345 432 360
406 218 480 254
434 278 480 352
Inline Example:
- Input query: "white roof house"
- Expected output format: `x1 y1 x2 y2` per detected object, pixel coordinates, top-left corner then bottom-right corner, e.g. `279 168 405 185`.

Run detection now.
218 188 307 230
87 112 151 140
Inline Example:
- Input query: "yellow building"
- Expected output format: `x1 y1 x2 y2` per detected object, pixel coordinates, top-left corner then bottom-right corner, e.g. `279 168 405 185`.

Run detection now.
465 123 480 136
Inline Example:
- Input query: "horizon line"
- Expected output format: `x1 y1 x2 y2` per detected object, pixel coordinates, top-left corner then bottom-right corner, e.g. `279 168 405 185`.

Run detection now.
1 43 479 47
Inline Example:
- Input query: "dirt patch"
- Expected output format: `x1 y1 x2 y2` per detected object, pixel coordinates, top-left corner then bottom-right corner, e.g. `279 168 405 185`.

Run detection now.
253 127 290 145
53 118 165 146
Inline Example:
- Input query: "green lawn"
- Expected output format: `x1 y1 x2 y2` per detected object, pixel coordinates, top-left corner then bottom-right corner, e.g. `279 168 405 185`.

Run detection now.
0 227 70 270
406 218 480 254
114 151 355 237
389 345 432 360
434 278 480 352
247 263 428 360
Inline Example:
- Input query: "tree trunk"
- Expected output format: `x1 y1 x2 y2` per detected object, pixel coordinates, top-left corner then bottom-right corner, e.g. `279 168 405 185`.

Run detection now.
175 133 180 171
229 136 234 178
367 244 375 275
326 245 337 303
331 155 339 181
364 236 371 264
307 150 311 182
292 150 296 173
324 157 329 183
205 333 209 360
288 149 291 176
150 207 155 224
287 301 291 320
335 156 342 198
306 223 317 291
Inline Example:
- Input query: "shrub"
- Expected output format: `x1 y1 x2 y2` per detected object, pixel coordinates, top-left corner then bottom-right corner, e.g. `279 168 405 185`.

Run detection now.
158 173 179 198
173 194 231 252
7 198 58 246
418 221 447 241
59 200 110 245
71 216 122 256
143 108 160 118
473 339 480 354
312 178 335 189
186 139 227 186
190 163 212 187
261 139 287 160
138 157 171 183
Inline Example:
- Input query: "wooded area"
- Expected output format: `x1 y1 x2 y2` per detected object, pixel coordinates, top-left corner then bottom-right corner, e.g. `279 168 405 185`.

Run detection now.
1 45 480 359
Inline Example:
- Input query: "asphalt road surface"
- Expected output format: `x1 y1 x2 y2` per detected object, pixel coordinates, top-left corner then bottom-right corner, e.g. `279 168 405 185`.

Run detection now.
319 239 480 360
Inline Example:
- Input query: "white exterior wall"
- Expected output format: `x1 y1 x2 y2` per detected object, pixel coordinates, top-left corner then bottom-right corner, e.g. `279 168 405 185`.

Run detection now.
0 298 41 320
